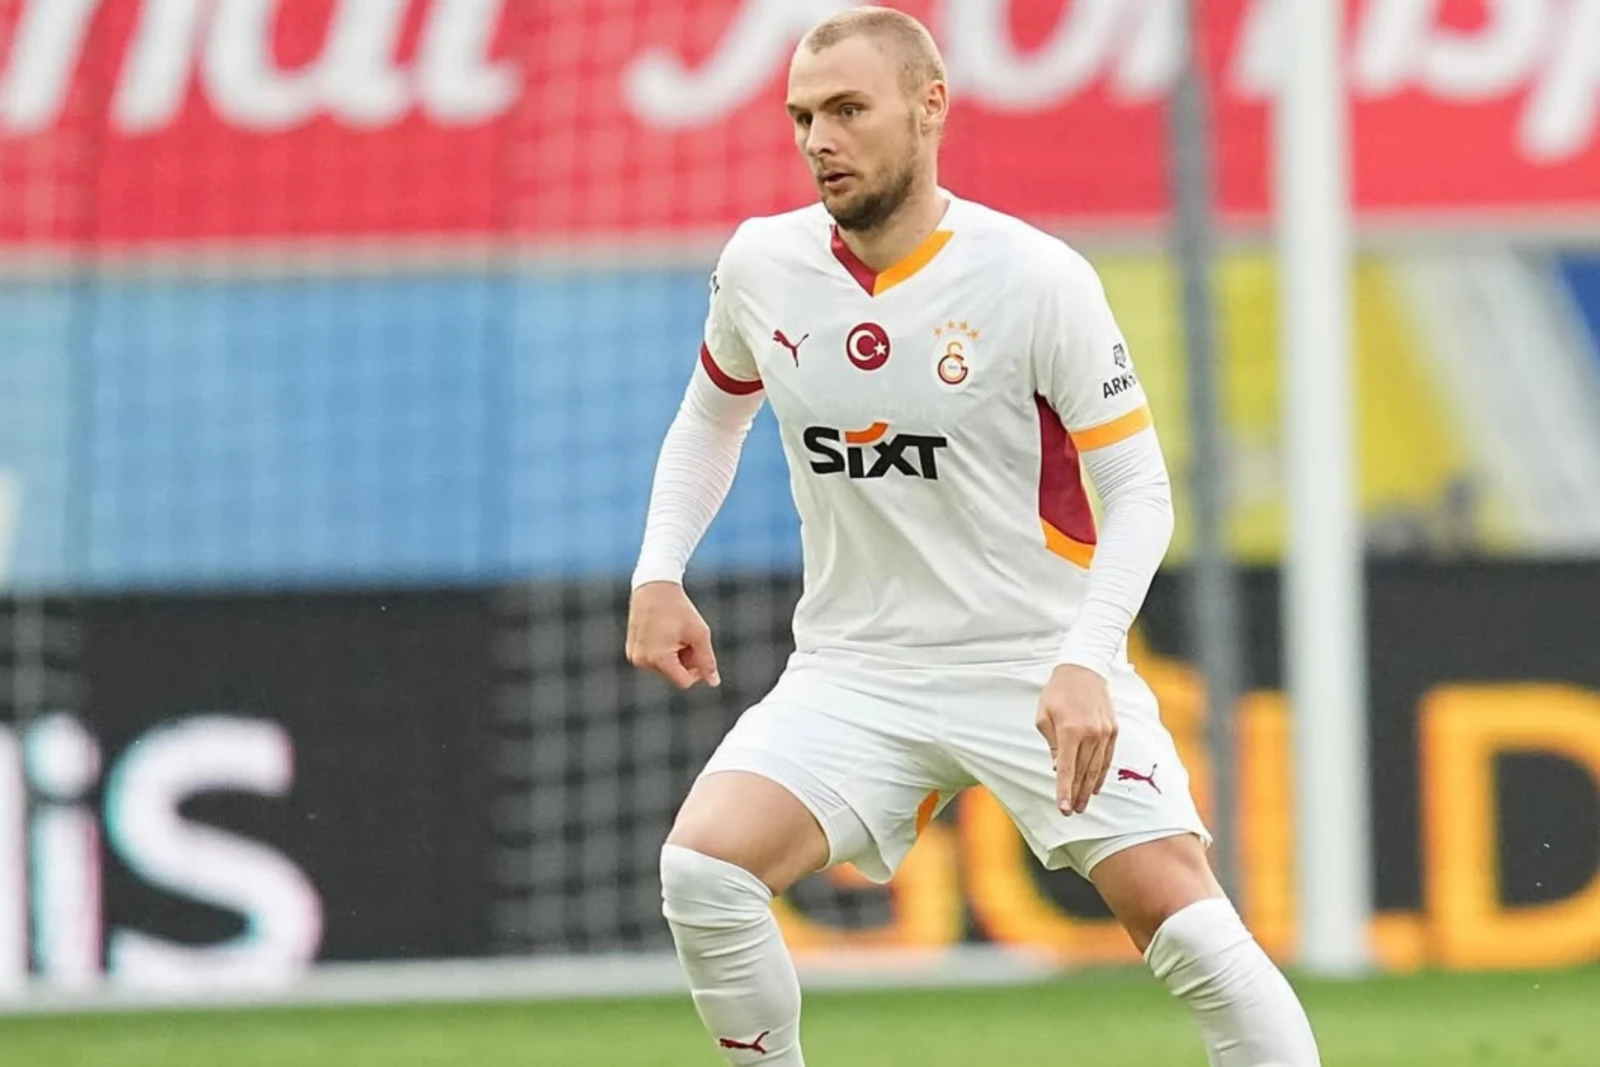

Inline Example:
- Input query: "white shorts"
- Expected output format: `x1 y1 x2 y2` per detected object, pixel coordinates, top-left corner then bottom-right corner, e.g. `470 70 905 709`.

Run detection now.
699 651 1211 882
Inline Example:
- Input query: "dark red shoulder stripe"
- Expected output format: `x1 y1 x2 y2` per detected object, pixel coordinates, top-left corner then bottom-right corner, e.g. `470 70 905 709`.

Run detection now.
700 343 762 395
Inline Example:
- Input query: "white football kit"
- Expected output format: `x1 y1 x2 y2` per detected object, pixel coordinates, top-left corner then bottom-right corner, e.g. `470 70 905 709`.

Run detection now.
635 193 1209 880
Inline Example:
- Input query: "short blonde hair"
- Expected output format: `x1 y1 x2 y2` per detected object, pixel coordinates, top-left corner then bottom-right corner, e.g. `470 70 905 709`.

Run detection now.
800 6 947 94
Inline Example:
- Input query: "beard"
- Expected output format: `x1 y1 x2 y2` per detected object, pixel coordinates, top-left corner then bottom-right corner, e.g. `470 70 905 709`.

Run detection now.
825 157 918 233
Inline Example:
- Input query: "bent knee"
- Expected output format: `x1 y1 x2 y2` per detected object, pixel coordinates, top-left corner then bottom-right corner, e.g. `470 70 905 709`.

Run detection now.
659 843 773 929
1090 832 1225 953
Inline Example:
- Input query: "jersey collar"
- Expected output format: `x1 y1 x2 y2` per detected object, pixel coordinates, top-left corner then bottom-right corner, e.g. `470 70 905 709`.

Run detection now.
830 194 957 298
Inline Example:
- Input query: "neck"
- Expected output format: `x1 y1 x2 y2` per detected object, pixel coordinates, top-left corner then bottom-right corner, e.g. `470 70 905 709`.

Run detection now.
836 176 947 271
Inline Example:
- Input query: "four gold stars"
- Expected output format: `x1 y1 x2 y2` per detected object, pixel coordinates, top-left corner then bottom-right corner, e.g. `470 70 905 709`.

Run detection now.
934 320 981 340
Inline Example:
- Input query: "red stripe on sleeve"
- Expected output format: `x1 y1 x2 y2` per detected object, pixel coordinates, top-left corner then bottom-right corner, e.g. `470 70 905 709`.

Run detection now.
700 343 762 395
1035 394 1098 547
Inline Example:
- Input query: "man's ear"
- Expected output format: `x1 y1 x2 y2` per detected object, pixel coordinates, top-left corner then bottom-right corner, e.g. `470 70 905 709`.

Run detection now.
921 81 949 135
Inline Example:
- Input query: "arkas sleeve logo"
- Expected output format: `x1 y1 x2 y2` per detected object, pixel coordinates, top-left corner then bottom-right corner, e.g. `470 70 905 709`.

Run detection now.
1103 341 1138 398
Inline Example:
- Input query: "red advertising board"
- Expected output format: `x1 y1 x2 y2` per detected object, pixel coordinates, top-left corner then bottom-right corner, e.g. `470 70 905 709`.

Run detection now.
2 0 1598 248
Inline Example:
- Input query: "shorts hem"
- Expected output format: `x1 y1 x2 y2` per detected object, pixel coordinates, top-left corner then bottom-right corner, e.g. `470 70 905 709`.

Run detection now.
697 746 893 882
1044 824 1214 878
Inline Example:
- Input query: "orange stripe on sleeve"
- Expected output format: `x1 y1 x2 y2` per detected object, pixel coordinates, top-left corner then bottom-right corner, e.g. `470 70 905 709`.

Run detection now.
1041 519 1097 568
699 343 762 395
1071 405 1152 452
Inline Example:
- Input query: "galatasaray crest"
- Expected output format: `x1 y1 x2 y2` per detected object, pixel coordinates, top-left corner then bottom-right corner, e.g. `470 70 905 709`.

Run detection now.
933 320 979 388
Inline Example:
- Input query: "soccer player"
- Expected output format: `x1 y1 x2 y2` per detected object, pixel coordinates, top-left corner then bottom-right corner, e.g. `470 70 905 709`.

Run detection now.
626 8 1322 1066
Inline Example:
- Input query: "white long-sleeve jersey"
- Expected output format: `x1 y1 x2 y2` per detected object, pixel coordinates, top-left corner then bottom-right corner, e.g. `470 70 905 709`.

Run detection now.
633 193 1174 678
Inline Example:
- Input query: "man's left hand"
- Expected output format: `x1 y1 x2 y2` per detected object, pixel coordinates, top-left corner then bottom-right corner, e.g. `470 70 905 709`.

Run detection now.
1036 664 1118 816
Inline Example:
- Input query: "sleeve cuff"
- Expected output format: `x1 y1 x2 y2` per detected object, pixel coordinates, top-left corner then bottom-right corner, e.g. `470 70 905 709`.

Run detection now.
631 563 686 590
1054 633 1116 680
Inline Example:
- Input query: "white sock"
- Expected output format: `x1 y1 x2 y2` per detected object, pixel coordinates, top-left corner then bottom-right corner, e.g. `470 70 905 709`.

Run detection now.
1145 898 1322 1067
660 844 805 1066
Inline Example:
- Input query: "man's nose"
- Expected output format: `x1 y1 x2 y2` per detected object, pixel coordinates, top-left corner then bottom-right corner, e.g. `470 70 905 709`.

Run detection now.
805 117 838 157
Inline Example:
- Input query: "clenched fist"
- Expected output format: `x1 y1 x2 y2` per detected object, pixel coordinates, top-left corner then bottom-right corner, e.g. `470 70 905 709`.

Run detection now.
1036 664 1118 816
625 581 722 690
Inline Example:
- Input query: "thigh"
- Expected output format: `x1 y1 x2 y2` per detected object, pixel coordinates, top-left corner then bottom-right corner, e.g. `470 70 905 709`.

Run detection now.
691 659 961 885
668 770 832 894
942 662 1211 879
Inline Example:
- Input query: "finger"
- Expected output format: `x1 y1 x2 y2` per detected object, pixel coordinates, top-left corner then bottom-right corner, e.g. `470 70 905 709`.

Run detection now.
679 646 719 688
1053 727 1082 815
684 630 721 687
1073 734 1108 814
651 652 700 690
1092 727 1117 798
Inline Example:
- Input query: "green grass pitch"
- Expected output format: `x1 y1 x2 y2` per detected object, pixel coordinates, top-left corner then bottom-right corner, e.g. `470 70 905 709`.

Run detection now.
3 966 1596 1066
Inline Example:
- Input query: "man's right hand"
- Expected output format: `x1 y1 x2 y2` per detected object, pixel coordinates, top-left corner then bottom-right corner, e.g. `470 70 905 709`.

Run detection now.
625 581 722 689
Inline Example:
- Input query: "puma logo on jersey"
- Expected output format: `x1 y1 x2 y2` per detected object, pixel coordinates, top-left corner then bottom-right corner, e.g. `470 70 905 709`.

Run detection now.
804 422 948 481
773 329 808 365
1103 371 1139 399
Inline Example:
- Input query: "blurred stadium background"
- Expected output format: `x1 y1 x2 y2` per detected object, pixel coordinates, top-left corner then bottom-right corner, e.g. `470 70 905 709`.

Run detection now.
2 1 1599 1064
